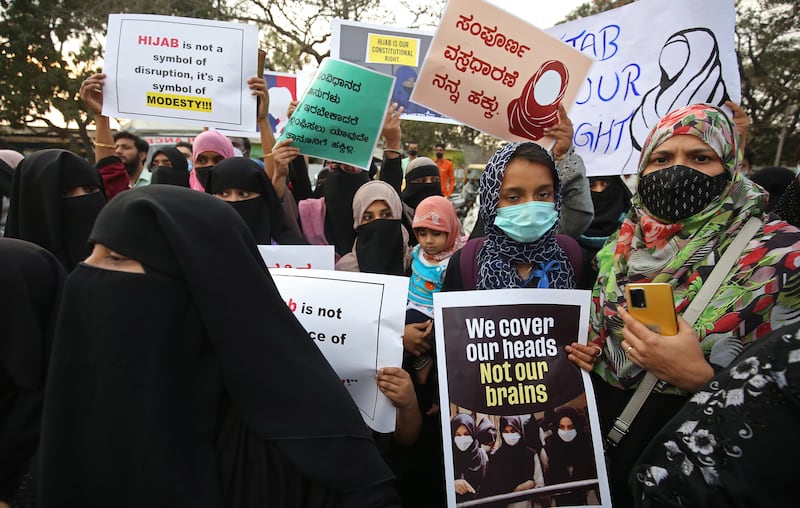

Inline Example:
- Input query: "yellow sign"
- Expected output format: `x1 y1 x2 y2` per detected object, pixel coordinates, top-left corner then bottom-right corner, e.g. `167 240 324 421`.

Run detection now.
145 92 212 112
366 33 419 66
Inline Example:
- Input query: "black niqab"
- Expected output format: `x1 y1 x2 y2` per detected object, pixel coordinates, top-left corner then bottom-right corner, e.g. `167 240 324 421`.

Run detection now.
324 168 369 256
38 186 397 507
584 176 632 239
206 157 307 245
152 146 189 173
4 149 106 270
0 238 65 500
355 219 405 275
401 163 443 210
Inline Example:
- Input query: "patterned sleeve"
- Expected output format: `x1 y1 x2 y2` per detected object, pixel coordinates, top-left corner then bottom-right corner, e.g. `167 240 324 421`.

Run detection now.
774 175 800 227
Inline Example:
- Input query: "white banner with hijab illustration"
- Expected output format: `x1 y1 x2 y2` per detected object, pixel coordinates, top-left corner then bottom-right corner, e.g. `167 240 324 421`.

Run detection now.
409 0 594 150
103 13 259 131
434 289 612 507
543 0 739 176
269 268 407 433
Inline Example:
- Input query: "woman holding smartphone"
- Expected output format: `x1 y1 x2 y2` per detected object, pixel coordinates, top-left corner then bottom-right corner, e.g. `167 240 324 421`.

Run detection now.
566 103 800 508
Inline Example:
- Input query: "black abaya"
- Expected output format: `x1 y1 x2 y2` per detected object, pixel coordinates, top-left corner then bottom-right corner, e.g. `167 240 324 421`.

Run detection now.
38 186 398 507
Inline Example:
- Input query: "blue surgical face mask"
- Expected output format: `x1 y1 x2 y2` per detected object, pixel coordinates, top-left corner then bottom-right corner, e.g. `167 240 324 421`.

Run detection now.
494 201 557 243
186 160 193 172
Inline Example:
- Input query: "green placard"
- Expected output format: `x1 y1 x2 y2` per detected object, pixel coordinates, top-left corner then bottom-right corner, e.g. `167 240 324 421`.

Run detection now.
276 58 395 169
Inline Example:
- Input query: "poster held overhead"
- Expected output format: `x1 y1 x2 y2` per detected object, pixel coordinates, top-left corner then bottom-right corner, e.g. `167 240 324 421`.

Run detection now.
103 13 259 131
275 58 395 169
410 0 594 146
331 19 457 124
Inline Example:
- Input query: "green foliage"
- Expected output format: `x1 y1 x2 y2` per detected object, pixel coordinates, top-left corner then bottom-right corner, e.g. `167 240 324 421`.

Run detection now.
0 0 225 158
736 0 800 166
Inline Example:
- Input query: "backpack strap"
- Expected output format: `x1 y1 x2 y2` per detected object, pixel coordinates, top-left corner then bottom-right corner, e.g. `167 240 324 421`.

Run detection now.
459 237 485 290
555 234 584 285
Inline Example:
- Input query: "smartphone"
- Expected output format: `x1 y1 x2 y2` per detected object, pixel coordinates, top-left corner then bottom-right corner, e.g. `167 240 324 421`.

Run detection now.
625 283 679 336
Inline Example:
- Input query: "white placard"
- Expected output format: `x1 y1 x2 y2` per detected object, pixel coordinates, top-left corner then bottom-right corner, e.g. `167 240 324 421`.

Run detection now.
258 245 335 271
269 268 408 433
103 14 259 131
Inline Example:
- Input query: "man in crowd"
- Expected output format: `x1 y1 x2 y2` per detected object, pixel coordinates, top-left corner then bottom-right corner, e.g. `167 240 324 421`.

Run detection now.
434 142 455 197
113 131 150 188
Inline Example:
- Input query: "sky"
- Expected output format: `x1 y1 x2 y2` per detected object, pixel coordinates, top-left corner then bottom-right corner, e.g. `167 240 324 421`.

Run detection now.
483 0 589 29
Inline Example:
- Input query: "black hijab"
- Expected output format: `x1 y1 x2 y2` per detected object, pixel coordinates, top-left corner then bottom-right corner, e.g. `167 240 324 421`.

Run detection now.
152 146 189 172
206 157 307 245
4 149 106 270
150 147 190 187
0 159 14 198
401 158 443 210
38 186 396 507
750 166 796 213
0 238 65 500
580 176 632 248
324 167 370 256
483 415 536 497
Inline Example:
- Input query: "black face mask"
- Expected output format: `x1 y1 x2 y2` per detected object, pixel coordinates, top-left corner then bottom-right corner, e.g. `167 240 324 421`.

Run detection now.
408 150 418 157
61 192 105 269
435 152 443 159
638 164 730 222
229 198 271 245
194 166 214 189
355 219 405 275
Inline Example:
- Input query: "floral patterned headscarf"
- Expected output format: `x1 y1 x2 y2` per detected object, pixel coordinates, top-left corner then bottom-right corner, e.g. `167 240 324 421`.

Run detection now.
591 103 800 392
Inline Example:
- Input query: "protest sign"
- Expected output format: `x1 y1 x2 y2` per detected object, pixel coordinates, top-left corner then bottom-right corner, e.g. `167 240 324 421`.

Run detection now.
275 58 394 169
264 71 298 134
103 14 259 131
410 0 594 147
544 0 738 176
258 245 335 271
434 289 611 507
331 19 457 125
269 268 408 432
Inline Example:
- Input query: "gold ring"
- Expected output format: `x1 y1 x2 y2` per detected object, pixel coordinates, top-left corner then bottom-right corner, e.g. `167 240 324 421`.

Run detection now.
593 345 603 358
625 345 633 354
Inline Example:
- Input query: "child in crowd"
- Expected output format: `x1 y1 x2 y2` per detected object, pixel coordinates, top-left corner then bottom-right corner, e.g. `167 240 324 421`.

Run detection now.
401 194 464 508
406 195 464 324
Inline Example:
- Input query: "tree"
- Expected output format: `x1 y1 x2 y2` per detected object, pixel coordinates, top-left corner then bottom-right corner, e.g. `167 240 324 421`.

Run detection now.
227 0 447 68
736 0 800 166
0 0 224 160
564 0 800 167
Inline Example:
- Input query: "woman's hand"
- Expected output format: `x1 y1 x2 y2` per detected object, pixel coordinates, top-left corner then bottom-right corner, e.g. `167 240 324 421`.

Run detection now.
543 103 573 161
80 73 106 116
725 100 749 149
454 479 476 495
381 102 404 154
376 367 417 409
403 321 432 356
618 307 714 392
566 341 603 373
270 138 299 179
248 76 269 123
